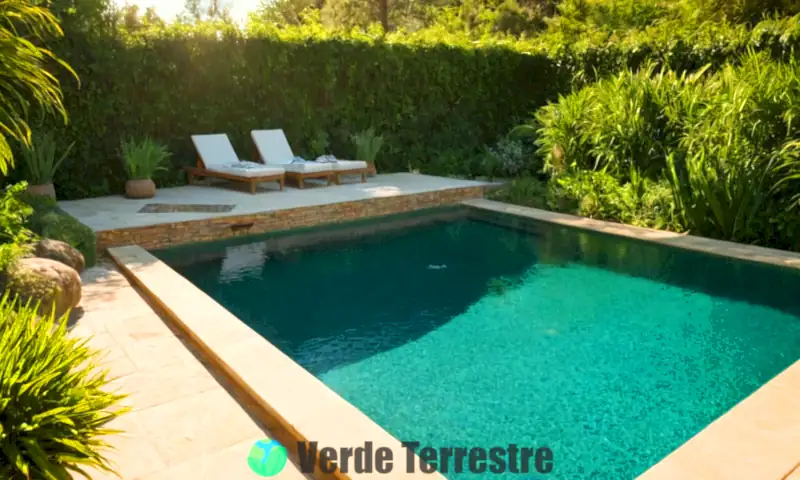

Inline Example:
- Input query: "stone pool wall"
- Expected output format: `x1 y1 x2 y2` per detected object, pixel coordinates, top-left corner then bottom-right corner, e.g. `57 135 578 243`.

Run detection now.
96 186 487 253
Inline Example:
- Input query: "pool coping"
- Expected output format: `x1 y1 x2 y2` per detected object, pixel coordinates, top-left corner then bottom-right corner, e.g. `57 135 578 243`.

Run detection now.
108 245 445 480
464 199 800 480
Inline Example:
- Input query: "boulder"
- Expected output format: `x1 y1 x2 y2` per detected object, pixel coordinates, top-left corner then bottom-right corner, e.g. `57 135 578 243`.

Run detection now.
34 238 85 273
5 258 81 318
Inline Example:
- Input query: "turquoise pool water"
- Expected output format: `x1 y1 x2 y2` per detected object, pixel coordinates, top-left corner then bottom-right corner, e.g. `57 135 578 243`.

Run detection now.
156 210 800 479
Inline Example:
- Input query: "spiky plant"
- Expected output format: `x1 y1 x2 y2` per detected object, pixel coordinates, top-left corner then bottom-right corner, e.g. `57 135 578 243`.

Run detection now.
0 0 76 175
120 137 171 180
18 132 74 185
351 128 384 165
0 295 128 479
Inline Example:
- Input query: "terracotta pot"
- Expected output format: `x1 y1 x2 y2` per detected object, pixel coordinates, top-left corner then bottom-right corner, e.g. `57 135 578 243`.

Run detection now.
366 162 377 177
27 183 56 200
125 179 156 199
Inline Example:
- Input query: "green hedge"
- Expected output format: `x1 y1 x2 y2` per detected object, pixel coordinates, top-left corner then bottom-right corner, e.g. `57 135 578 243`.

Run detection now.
45 26 565 199
39 15 800 200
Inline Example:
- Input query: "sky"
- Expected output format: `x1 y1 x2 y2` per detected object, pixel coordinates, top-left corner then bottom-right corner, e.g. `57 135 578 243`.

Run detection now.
114 0 262 23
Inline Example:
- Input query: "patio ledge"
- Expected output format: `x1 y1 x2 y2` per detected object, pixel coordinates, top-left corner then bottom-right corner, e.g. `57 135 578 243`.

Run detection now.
462 198 800 270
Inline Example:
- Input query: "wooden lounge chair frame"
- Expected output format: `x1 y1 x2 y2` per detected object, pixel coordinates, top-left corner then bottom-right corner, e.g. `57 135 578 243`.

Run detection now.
251 142 367 188
184 154 285 194
331 166 368 185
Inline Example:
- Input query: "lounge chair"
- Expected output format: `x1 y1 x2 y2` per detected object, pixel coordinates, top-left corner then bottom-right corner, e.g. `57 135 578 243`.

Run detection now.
250 129 369 187
187 134 285 194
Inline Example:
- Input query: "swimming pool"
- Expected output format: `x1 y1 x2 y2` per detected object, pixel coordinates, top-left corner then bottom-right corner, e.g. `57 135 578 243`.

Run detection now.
154 207 800 479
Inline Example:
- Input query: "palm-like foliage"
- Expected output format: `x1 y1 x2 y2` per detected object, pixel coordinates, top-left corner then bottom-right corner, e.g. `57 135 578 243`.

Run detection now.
351 128 384 164
0 295 128 479
0 0 76 175
18 131 74 184
120 137 171 180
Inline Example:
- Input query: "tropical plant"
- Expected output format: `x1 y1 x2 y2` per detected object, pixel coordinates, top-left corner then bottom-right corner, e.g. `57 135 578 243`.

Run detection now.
351 128 384 164
0 182 36 272
0 0 76 175
0 294 128 480
120 138 171 180
18 132 75 185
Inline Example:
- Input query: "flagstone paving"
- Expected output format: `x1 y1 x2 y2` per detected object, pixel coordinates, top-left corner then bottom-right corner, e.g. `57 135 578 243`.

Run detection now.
70 262 310 480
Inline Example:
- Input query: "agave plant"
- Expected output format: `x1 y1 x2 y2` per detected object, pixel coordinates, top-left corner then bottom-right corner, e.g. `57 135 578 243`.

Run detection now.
0 1 76 175
351 128 384 165
120 137 171 180
18 132 75 185
0 295 128 479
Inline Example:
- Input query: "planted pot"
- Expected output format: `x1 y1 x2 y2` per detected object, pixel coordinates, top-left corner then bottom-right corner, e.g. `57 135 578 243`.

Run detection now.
366 162 377 177
125 178 156 199
27 183 56 199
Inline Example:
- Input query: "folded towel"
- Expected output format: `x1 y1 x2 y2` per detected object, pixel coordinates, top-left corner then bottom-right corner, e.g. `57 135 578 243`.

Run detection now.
290 156 309 164
315 155 338 163
229 161 271 170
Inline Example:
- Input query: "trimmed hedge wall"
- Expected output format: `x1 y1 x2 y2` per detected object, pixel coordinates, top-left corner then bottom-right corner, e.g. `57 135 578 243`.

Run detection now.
47 29 566 199
43 16 800 199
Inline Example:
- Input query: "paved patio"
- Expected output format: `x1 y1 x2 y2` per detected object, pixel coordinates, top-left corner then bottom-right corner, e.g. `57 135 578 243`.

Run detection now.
71 262 311 479
59 173 491 232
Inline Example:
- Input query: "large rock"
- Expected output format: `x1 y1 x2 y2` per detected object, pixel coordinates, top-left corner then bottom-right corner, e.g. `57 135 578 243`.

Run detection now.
34 238 85 273
6 258 81 318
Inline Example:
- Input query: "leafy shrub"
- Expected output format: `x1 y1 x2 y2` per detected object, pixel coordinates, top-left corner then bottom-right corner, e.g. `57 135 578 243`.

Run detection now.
20 193 97 268
492 170 683 231
0 183 36 272
121 138 171 180
667 54 800 245
481 137 540 178
488 176 551 209
517 52 800 248
0 295 127 479
533 64 698 177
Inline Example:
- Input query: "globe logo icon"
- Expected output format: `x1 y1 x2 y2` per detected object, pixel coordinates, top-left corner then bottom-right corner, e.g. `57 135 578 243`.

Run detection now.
248 438 288 477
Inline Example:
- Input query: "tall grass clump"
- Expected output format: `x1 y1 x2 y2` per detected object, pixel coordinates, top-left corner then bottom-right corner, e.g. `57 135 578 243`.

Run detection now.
521 52 800 250
530 64 699 178
668 53 800 246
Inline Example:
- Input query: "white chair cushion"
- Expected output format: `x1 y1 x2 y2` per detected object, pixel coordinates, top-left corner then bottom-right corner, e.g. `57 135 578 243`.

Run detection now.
331 160 368 170
208 161 285 178
192 134 240 168
282 162 333 173
251 129 295 165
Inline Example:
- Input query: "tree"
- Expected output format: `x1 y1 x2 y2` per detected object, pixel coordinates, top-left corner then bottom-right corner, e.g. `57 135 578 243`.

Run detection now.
180 0 233 23
255 0 317 25
320 0 417 31
0 0 75 174
183 0 203 21
141 6 164 26
120 3 141 30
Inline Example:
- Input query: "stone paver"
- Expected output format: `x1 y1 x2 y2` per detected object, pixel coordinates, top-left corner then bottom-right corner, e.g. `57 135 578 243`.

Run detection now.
60 173 492 232
71 262 310 479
